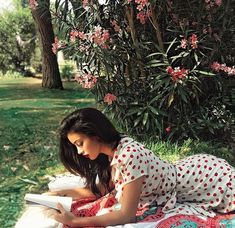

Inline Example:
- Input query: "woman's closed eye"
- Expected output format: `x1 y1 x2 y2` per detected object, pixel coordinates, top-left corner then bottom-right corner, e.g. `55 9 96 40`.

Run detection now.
75 141 83 147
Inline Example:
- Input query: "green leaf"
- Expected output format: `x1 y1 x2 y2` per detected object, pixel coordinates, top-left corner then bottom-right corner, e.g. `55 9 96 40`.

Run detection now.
146 63 168 68
178 88 188 103
134 116 142 127
153 117 162 133
149 106 159 115
147 59 162 64
154 42 164 53
194 70 215 76
166 38 177 55
146 52 165 58
142 112 149 126
149 93 162 103
19 178 37 185
194 52 198 63
125 107 140 116
137 108 145 116
182 52 190 57
168 92 174 107
170 52 185 62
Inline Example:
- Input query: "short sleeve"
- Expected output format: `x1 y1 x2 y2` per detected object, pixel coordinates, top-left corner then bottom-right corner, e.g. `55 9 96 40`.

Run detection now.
119 144 149 186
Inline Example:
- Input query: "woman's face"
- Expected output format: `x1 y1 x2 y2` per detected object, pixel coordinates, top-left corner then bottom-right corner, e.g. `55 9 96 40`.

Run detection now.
67 132 102 160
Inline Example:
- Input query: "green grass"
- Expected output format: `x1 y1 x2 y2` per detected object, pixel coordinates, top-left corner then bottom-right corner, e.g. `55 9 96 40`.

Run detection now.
147 139 235 166
0 77 95 227
1 76 234 227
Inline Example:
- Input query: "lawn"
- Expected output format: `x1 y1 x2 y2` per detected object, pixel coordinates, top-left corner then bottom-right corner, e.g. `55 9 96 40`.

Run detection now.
0 77 95 227
0 77 234 228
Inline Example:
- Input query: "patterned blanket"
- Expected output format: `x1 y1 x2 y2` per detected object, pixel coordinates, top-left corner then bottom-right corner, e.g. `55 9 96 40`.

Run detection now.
15 174 235 228
65 194 235 228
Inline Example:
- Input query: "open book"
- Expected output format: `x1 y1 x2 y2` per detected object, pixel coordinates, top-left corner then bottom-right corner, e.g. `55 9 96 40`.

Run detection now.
24 193 72 212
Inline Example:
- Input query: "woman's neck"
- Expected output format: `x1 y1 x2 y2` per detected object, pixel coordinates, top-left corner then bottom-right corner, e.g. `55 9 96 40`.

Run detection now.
101 141 118 158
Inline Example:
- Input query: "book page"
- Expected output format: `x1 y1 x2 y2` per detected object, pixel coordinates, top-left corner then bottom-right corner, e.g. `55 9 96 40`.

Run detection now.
24 193 72 212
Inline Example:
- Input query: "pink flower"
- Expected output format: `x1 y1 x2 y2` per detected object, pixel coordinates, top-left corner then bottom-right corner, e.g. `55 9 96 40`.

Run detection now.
137 11 148 24
205 0 222 10
166 66 174 74
136 9 151 24
135 0 149 11
71 26 110 49
211 62 221 72
70 30 79 42
227 67 235 75
180 38 187 49
78 31 87 40
94 26 102 37
211 62 235 76
215 0 222 6
190 34 198 49
82 0 88 8
75 73 97 89
52 37 61 54
102 30 110 42
166 66 189 82
165 127 171 133
91 26 110 47
104 93 117 105
29 0 38 10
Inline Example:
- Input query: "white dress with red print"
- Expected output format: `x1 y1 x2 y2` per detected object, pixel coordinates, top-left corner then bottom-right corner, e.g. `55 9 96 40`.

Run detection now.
110 137 235 217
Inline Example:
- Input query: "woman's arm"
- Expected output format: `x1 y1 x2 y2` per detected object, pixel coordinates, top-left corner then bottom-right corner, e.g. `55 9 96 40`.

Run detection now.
45 187 96 200
54 176 144 227
45 179 114 200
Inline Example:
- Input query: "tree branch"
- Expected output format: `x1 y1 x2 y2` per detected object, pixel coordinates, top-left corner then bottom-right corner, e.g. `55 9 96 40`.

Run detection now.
150 3 164 52
125 5 146 80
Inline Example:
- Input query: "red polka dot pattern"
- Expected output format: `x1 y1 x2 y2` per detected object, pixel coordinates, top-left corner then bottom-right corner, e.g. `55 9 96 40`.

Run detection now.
110 137 235 216
110 137 176 209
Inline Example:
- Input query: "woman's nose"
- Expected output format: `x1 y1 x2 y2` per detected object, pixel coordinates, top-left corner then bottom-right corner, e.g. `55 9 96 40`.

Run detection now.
76 146 83 155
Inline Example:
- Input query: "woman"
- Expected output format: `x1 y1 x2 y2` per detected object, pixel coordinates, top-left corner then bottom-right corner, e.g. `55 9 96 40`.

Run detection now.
52 107 235 227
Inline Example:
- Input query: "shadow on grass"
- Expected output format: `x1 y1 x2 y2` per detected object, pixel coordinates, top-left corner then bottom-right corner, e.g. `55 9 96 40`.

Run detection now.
0 82 92 101
0 78 95 227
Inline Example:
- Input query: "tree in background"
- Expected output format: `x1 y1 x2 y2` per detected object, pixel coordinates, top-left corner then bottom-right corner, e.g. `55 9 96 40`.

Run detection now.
29 0 63 89
0 7 36 75
32 0 234 142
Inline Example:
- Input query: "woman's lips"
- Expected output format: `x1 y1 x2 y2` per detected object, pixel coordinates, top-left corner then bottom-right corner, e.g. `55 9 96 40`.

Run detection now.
83 154 89 158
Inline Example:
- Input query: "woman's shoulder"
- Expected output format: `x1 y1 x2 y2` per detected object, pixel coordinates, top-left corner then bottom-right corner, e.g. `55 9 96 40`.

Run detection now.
110 136 146 165
118 136 144 149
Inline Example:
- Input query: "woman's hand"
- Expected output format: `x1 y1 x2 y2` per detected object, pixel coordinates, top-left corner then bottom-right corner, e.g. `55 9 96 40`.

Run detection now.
53 203 78 227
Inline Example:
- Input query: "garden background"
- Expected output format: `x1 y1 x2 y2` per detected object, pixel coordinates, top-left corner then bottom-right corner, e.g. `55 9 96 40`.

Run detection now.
0 0 234 227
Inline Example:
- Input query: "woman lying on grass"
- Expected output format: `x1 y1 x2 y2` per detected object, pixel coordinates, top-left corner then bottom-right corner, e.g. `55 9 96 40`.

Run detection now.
50 107 235 227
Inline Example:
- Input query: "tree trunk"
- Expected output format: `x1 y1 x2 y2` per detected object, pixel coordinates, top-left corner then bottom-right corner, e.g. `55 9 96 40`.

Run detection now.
31 0 63 89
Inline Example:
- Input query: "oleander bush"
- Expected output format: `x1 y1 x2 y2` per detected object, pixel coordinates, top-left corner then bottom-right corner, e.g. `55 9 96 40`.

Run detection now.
31 0 234 141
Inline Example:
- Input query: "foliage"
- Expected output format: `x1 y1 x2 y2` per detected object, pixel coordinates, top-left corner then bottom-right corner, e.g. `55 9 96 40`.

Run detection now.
0 7 36 75
0 70 23 78
33 0 234 142
30 46 43 73
60 62 75 81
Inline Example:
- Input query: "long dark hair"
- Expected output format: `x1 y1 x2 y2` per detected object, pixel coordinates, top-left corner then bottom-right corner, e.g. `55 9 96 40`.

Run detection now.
59 108 121 196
